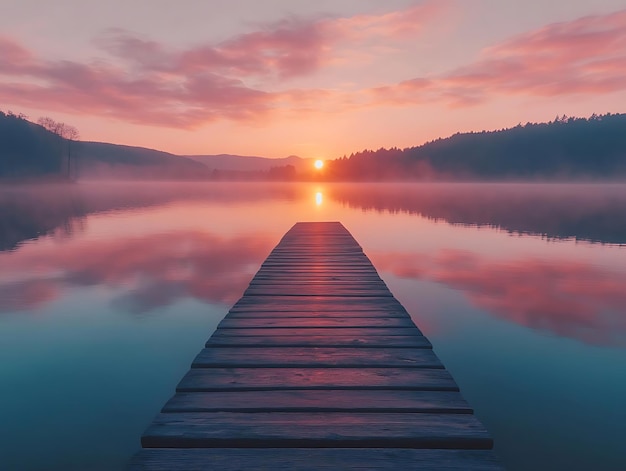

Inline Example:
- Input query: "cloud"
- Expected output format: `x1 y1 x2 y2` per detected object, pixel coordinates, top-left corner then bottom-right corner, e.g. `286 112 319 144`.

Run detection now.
0 2 447 127
371 9 626 106
0 36 33 70
330 1 451 41
96 17 332 80
371 249 626 347
0 47 273 127
4 3 622 125
0 232 272 314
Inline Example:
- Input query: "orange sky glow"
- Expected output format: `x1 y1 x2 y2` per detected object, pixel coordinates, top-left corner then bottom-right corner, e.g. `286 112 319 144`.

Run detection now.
1 0 625 158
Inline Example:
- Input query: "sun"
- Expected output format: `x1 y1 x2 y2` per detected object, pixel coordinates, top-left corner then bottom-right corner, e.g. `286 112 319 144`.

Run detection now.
314 159 324 170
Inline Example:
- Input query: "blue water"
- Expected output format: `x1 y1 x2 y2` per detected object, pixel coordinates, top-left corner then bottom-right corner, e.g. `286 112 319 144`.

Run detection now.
0 182 625 470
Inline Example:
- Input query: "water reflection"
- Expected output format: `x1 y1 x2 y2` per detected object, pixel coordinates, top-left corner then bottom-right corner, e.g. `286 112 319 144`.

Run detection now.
1 181 625 471
2 183 626 252
0 231 273 314
0 187 88 251
329 183 626 245
372 249 626 347
0 183 303 251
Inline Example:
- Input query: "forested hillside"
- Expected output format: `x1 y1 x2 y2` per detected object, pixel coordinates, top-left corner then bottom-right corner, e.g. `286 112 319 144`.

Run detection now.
327 114 626 180
0 111 65 179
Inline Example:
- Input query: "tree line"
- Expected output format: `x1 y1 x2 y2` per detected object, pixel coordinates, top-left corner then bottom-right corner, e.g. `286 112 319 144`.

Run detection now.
0 111 79 180
324 113 626 180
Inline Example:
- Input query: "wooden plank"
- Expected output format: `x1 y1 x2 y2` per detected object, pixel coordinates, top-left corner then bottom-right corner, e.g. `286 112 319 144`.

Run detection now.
258 266 377 272
244 283 389 289
251 276 385 282
225 310 410 318
129 449 504 471
259 266 374 270
261 260 372 265
206 335 430 348
247 281 389 288
261 264 374 273
212 327 423 337
162 390 472 413
243 289 394 297
191 347 442 368
233 297 399 303
266 254 368 256
177 367 456 392
228 306 407 314
229 303 407 312
234 296 401 306
254 269 380 275
140 412 493 449
218 317 416 329
264 253 368 257
265 253 369 258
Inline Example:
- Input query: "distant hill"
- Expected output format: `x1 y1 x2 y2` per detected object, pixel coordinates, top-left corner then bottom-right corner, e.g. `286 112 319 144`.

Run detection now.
79 142 211 179
1 112 308 180
185 154 312 172
327 113 626 181
0 111 65 180
78 143 309 179
78 143 312 179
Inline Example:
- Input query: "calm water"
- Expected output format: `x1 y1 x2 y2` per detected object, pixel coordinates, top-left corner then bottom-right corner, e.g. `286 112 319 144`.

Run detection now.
1 182 625 471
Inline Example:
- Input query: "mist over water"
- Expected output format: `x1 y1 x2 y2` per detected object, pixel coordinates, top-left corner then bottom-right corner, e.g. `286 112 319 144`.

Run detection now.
1 182 625 471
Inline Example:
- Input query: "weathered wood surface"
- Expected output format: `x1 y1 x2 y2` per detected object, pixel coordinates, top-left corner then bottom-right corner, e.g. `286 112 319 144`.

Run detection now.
233 295 403 306
130 222 502 470
212 327 423 337
218 317 416 328
162 390 472 413
141 412 492 448
129 449 503 471
230 303 406 313
225 309 411 318
206 334 431 348
191 347 443 368
176 368 457 392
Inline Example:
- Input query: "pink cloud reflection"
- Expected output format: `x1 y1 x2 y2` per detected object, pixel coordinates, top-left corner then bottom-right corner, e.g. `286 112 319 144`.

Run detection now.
0 232 273 314
371 249 626 347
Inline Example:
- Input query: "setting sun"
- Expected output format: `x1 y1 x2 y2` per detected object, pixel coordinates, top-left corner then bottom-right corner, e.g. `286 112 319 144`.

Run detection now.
314 160 324 170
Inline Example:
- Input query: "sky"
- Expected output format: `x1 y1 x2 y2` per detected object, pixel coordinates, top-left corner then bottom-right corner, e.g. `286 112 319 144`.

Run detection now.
1 0 625 158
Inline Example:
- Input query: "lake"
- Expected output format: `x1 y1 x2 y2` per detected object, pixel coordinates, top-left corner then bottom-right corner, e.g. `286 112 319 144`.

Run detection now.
1 182 625 471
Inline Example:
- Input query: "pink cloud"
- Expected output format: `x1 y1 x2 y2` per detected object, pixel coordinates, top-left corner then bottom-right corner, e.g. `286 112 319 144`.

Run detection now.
371 249 626 347
371 9 626 106
0 2 447 127
97 17 333 80
330 1 451 41
0 27 306 127
0 36 33 70
0 47 273 127
6 3 621 126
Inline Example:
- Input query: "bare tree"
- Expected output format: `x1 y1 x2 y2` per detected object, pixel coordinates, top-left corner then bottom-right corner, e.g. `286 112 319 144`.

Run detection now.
37 117 80 179
37 117 62 134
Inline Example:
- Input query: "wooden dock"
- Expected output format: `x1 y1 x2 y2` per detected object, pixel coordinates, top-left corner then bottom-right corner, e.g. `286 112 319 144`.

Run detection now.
129 222 502 470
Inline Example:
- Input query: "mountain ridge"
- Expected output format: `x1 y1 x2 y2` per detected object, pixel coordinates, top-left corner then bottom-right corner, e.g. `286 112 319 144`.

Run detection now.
78 142 309 179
